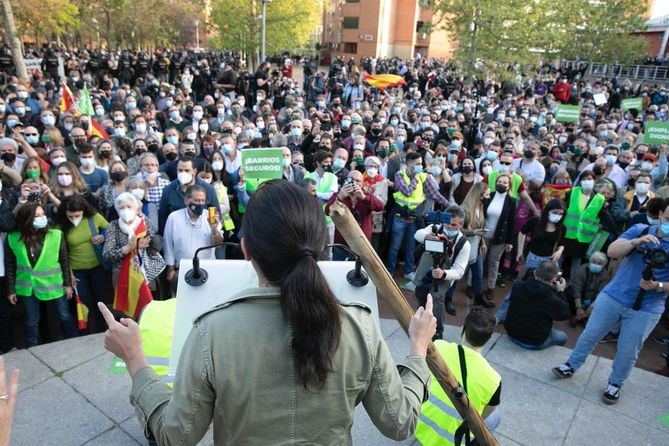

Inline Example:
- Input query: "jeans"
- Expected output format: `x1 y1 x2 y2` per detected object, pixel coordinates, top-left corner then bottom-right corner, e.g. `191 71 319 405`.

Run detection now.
496 290 512 323
74 266 110 333
485 409 501 432
510 329 568 350
525 251 551 270
23 295 77 347
386 217 417 275
566 292 662 387
445 256 484 301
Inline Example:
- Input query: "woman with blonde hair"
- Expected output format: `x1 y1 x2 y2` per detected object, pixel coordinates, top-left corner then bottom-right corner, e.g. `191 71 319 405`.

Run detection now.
48 161 95 209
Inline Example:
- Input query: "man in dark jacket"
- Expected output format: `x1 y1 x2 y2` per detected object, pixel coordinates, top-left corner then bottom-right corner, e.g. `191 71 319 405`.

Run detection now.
504 261 570 350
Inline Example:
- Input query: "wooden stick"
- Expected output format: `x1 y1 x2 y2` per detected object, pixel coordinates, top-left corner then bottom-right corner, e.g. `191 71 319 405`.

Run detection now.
329 201 499 446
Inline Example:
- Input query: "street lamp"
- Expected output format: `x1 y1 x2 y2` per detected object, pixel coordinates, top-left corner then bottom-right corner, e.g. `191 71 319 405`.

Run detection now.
260 0 272 62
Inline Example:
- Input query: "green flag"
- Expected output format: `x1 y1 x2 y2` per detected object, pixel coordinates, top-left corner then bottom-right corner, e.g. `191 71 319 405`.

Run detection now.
78 84 95 116
621 98 643 112
555 105 581 123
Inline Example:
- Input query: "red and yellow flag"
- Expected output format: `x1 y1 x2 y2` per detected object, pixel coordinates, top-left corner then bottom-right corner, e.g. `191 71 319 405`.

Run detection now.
541 184 572 207
113 219 153 319
75 295 89 330
363 73 407 90
90 118 110 139
60 81 75 113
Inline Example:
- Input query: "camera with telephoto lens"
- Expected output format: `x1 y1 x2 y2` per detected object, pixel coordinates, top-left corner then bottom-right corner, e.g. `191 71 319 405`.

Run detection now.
423 212 453 258
633 246 669 310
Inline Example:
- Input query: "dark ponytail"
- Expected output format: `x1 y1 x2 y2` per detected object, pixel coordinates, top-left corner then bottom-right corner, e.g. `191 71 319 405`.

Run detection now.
243 180 341 390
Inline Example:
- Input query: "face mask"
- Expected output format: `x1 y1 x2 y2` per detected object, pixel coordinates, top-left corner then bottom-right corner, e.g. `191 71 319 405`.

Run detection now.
119 208 136 223
495 184 508 194
431 166 442 176
110 170 127 182
412 165 424 175
52 156 66 167
192 112 203 121
26 134 39 145
125 102 136 110
641 162 654 172
548 212 563 223
165 152 178 161
333 158 346 172
130 189 145 200
42 115 55 126
95 108 105 117
222 143 233 154
290 128 301 137
178 171 193 185
484 137 494 146
635 182 650 194
186 133 196 141
15 107 25 116
2 152 16 164
482 165 492 175
6 119 18 128
211 160 224 171
135 123 147 133
321 164 333 173
390 118 399 126
485 151 498 161
170 110 181 120
523 149 535 159
58 174 73 186
68 216 83 227
188 203 205 216
445 229 459 238
33 216 48 229
580 179 594 191
618 161 629 169
604 155 616 166
281 159 291 168
462 166 473 174
114 128 126 137
200 124 210 133
26 169 41 179
341 120 351 129
648 216 659 225
0 104 5 113
588 263 604 274
498 165 510 174
165 99 174 108
80 157 94 168
166 135 179 145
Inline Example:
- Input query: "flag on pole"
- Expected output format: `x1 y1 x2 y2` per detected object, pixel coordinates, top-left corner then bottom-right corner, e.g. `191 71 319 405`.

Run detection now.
113 218 154 319
75 294 89 330
60 81 75 113
90 118 110 139
363 73 407 89
78 84 95 116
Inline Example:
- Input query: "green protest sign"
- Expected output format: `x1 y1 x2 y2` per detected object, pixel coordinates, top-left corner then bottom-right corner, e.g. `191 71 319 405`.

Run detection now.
621 98 643 111
644 121 669 145
555 105 581 123
241 148 284 180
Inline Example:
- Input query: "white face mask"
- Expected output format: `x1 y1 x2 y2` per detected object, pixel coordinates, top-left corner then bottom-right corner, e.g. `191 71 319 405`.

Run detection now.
548 212 563 224
119 208 136 223
192 111 203 121
33 216 48 229
580 179 594 191
68 216 83 227
52 156 67 167
135 123 147 133
130 189 145 200
178 171 193 185
635 182 650 195
366 167 378 177
80 157 94 168
482 165 492 175
58 174 73 186
199 124 209 133
211 160 224 171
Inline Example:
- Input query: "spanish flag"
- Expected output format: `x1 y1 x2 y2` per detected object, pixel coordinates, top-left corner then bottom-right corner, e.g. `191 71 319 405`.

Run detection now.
90 118 110 139
363 73 407 90
113 218 153 319
75 294 89 331
60 81 75 113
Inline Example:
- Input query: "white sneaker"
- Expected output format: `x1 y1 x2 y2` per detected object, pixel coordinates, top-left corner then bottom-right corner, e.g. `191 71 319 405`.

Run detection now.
401 281 416 292
404 272 416 281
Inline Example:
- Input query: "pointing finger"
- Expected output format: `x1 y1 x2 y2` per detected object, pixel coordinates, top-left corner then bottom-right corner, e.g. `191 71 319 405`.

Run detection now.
98 302 117 328
425 294 434 315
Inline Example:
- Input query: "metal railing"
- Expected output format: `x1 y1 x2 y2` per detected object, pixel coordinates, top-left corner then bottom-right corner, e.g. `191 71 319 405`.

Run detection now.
559 60 669 81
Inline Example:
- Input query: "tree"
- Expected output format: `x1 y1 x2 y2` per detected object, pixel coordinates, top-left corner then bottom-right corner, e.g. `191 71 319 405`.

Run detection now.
210 0 321 66
11 0 79 45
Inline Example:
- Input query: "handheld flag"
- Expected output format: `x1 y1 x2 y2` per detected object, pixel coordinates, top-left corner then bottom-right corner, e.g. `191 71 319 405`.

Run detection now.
90 118 110 139
363 73 407 90
78 84 95 116
60 81 75 113
75 294 89 330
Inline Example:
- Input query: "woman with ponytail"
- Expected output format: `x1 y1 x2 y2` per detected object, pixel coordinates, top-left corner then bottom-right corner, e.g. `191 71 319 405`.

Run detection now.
99 179 436 445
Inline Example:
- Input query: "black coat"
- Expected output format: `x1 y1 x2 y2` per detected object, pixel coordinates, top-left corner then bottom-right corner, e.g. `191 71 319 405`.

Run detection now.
484 192 516 245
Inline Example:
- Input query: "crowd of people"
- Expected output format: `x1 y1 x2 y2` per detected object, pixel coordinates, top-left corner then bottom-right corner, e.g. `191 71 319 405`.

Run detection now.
1 45 669 442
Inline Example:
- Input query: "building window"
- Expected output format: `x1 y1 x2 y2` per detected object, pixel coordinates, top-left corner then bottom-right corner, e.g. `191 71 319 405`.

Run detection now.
343 42 358 54
342 17 359 29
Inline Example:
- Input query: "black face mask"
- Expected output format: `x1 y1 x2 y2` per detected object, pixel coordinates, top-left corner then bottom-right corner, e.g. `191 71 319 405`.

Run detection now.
462 166 473 174
321 164 332 173
148 143 159 152
593 165 603 176
523 149 535 159
1 153 16 163
99 150 112 159
370 128 381 136
188 203 204 216
110 171 128 182
165 152 178 161
588 155 597 163
495 185 508 194
618 161 629 169
636 152 644 160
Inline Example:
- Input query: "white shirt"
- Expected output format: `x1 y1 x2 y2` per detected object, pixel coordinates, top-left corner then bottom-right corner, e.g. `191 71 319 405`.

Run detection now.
484 193 506 239
512 157 545 184
163 208 216 267
224 152 241 175
413 228 471 282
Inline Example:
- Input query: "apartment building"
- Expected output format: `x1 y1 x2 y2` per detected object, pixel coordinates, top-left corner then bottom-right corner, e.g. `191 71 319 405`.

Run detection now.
320 0 453 63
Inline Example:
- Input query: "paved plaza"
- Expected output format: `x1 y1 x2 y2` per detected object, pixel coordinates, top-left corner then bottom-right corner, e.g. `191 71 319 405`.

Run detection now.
4 319 669 446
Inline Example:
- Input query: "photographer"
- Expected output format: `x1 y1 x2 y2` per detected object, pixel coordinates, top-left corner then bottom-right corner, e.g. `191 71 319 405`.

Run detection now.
554 197 669 405
325 171 384 261
413 206 471 340
504 261 570 350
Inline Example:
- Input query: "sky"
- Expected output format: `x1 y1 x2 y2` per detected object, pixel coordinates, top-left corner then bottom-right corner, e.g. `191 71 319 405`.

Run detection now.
651 1 669 18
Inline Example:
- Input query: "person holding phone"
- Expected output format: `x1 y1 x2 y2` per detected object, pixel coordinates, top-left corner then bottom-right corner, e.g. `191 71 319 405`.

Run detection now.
98 180 436 445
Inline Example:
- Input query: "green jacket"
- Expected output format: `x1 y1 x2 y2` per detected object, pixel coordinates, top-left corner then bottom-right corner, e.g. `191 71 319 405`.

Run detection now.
129 287 430 445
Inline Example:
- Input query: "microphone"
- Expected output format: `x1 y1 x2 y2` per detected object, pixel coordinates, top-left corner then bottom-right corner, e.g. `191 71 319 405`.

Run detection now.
184 242 240 287
327 244 369 288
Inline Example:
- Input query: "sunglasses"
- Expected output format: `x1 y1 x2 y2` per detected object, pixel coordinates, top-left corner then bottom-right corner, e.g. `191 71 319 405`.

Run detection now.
500 161 512 166
25 133 38 137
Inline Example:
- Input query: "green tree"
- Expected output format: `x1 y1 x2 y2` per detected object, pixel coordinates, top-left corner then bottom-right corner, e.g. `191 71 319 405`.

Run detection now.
210 0 321 65
11 0 79 45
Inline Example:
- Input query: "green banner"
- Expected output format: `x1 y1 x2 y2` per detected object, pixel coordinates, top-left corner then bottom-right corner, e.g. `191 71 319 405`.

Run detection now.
555 105 581 123
644 121 669 145
241 148 284 180
621 98 643 111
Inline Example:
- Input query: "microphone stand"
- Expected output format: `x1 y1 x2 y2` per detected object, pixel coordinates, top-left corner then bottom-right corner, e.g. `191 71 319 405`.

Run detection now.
184 242 240 287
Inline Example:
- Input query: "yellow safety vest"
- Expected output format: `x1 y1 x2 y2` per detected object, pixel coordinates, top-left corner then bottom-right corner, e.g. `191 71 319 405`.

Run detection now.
304 171 337 223
7 229 64 301
564 187 605 244
415 341 501 446
393 170 426 210
488 171 522 200
215 183 235 231
139 298 177 387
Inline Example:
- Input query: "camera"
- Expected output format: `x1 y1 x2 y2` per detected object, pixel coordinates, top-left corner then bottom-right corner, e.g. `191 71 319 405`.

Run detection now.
344 176 355 186
633 246 669 310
